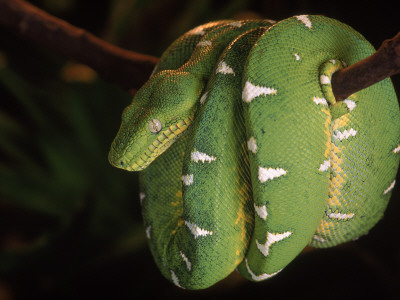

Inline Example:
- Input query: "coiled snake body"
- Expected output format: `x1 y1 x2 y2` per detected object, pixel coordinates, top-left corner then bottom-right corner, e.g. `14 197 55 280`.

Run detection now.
109 15 400 289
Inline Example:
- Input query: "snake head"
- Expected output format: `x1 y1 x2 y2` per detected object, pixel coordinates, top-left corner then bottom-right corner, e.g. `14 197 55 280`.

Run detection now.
109 71 203 171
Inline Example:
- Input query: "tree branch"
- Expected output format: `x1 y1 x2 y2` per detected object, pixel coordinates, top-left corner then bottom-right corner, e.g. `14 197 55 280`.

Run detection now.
0 0 398 99
0 0 159 91
332 32 400 101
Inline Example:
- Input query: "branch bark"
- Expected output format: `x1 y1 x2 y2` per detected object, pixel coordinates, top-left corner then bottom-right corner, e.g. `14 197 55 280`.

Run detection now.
0 0 159 91
332 32 400 101
0 0 399 99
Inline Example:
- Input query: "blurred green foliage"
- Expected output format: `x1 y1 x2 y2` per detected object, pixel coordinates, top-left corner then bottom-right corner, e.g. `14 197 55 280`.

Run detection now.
0 40 146 273
0 0 148 295
0 0 399 299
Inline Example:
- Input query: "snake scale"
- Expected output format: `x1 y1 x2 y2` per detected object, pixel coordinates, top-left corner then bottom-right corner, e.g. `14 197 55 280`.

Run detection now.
109 15 400 289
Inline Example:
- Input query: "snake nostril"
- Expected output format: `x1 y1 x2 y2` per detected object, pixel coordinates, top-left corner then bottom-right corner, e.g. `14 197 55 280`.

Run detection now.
119 160 125 167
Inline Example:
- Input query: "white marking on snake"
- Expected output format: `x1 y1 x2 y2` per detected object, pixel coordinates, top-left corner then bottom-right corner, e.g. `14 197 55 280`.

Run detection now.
296 15 312 29
294 53 300 61
330 59 337 64
197 40 212 47
343 99 356 111
146 225 151 239
149 66 157 79
188 27 205 35
170 270 184 288
245 259 281 281
312 235 326 242
319 160 330 172
327 212 355 220
332 128 357 141
180 251 192 271
182 174 194 186
258 167 287 183
242 81 277 103
247 136 257 153
320 75 330 84
199 91 208 104
384 180 396 195
216 61 235 75
191 150 216 163
254 204 268 220
139 192 146 205
393 145 400 154
313 96 328 106
185 220 213 238
256 231 292 256
229 21 242 27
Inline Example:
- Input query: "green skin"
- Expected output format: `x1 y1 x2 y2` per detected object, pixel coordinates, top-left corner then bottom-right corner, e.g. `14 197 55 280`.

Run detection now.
109 15 400 289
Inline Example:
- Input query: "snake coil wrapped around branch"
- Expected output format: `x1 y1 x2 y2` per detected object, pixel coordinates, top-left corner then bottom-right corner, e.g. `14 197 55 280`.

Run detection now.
109 15 400 289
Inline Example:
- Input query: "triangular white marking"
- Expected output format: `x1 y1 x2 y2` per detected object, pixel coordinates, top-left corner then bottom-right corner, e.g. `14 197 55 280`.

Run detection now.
258 167 287 183
313 96 328 106
312 235 326 242
332 128 357 141
254 204 268 220
197 40 212 47
384 180 396 195
181 174 194 186
394 145 400 154
145 225 151 239
247 136 257 153
320 75 330 84
327 212 355 220
319 160 330 172
199 91 208 104
180 251 192 271
229 21 242 27
185 221 213 238
139 192 146 205
242 81 277 103
149 66 158 79
170 270 184 288
244 259 281 281
216 61 235 75
296 15 312 29
343 99 356 111
188 27 205 35
256 231 292 256
191 150 216 163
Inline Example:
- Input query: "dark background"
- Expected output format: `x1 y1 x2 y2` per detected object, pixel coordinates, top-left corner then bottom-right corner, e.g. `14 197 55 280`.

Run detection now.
0 0 399 299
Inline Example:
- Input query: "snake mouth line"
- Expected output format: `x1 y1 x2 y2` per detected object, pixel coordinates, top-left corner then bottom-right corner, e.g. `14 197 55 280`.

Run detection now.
128 115 194 171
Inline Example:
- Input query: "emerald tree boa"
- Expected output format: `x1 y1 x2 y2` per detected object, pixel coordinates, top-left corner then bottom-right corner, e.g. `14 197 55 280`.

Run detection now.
109 15 400 289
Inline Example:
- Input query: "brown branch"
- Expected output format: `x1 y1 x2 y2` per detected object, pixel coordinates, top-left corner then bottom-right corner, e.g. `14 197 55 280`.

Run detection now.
332 32 400 101
0 0 398 99
0 0 159 91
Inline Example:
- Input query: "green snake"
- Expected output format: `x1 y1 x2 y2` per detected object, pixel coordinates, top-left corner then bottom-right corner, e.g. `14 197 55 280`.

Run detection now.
108 15 400 289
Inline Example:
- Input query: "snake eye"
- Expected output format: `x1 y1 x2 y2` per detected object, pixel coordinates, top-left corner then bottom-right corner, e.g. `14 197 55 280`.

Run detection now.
148 118 162 133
